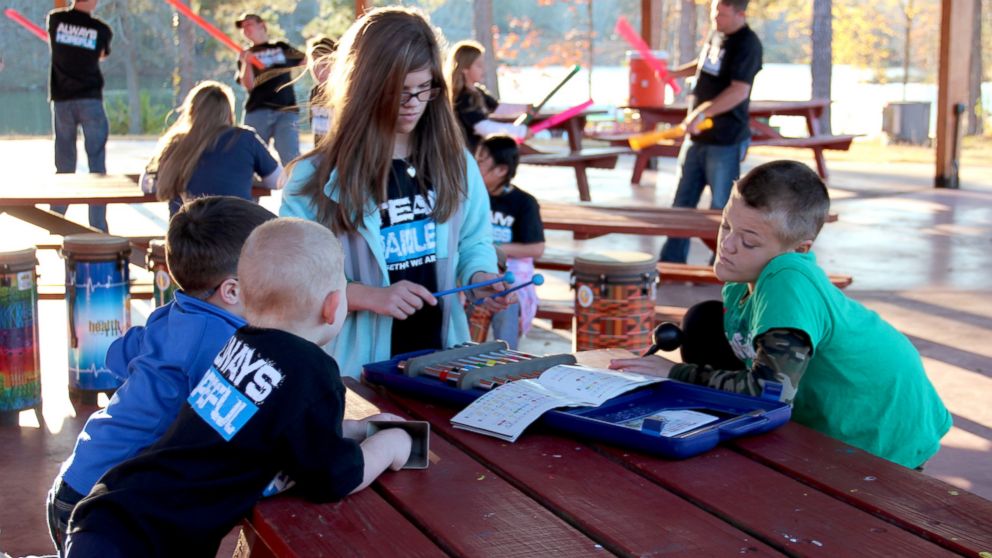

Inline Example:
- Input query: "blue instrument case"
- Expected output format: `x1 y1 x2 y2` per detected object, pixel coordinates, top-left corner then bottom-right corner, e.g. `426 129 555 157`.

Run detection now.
363 348 791 459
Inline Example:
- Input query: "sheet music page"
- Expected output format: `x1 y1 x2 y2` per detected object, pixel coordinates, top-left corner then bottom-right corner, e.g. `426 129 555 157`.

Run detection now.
537 364 661 406
450 379 571 442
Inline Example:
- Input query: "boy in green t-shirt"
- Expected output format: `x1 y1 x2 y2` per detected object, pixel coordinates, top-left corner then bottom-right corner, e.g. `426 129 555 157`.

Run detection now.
611 160 951 469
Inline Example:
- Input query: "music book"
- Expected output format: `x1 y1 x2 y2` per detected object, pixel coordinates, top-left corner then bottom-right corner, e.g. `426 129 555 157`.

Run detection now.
450 364 662 442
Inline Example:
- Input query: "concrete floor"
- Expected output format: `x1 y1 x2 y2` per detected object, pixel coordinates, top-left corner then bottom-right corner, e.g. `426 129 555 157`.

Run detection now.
1 137 990 557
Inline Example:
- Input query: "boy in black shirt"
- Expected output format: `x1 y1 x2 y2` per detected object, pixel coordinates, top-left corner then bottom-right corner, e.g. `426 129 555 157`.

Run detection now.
475 135 545 349
46 0 113 232
235 13 306 165
64 218 413 558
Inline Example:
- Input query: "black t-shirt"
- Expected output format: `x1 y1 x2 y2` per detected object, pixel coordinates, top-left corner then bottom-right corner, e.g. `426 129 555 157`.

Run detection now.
380 159 443 356
68 327 364 558
455 86 499 152
239 41 305 113
47 8 112 101
489 186 544 246
690 25 762 145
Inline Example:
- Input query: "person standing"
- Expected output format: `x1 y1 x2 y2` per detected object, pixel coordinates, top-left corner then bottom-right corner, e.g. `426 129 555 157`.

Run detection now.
659 0 762 264
235 13 305 165
47 0 113 233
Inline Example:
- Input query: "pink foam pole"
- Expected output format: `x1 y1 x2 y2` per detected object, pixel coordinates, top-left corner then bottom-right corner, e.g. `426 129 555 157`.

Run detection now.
4 9 49 43
524 99 594 140
614 16 681 95
163 0 264 70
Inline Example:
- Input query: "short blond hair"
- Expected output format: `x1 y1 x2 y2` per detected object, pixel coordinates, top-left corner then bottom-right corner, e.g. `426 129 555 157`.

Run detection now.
238 218 345 320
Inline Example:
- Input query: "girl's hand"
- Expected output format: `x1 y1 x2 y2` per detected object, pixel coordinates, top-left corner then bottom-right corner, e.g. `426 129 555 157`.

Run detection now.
362 281 437 320
469 271 515 313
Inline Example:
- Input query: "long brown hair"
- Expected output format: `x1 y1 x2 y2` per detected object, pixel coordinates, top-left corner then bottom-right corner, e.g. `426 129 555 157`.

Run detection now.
288 7 467 233
150 81 236 202
445 40 484 109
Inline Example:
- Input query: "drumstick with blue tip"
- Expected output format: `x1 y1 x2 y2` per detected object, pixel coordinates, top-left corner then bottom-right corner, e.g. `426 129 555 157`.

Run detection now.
472 274 544 305
431 272 515 299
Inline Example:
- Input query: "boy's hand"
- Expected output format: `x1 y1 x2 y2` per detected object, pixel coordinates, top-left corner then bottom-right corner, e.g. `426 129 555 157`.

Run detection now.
608 354 675 377
376 428 413 471
363 412 405 423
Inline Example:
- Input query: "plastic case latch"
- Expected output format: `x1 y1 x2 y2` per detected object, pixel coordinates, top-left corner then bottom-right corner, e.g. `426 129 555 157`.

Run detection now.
760 381 783 401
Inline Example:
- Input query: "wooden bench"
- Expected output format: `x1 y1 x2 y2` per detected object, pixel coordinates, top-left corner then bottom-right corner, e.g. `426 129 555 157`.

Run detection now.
535 299 686 330
520 147 632 201
533 252 853 289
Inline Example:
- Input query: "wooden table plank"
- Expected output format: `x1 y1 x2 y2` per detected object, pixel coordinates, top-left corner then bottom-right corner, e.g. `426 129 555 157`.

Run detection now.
731 423 992 556
597 444 957 557
352 381 784 557
541 202 723 241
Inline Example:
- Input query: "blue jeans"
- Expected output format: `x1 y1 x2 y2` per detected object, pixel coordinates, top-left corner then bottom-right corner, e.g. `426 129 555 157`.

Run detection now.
660 138 749 263
50 98 109 232
47 477 86 557
490 302 521 350
244 108 300 165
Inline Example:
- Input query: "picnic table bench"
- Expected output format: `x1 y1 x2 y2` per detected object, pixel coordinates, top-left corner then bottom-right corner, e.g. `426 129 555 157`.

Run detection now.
494 108 632 202
238 367 992 557
593 100 855 183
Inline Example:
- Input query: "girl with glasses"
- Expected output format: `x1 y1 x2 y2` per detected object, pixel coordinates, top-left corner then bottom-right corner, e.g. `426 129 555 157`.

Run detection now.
280 7 510 378
446 40 528 151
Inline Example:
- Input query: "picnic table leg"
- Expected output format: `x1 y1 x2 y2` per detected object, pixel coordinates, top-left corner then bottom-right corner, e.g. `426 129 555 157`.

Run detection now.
574 163 592 202
804 107 829 180
631 153 650 185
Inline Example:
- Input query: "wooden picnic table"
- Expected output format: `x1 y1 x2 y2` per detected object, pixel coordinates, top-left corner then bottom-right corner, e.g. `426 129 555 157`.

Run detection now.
493 107 631 202
603 99 855 183
540 200 724 248
238 354 992 558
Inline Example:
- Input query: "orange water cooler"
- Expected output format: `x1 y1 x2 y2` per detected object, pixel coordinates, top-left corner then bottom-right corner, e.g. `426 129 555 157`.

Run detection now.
627 50 669 108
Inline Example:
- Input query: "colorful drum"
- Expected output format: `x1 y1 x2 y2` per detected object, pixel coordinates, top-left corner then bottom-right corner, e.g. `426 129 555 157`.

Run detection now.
468 304 493 343
146 239 177 307
0 248 41 414
571 251 658 353
62 234 131 395
627 49 669 108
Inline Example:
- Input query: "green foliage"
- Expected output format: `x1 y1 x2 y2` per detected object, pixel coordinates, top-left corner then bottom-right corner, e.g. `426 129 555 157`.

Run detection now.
104 91 175 135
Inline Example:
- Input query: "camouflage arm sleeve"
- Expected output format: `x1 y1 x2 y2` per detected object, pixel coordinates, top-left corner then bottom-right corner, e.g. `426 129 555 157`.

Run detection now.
667 328 813 404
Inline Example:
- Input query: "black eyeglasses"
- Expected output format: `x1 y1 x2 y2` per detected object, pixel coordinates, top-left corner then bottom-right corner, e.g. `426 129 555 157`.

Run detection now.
400 86 441 104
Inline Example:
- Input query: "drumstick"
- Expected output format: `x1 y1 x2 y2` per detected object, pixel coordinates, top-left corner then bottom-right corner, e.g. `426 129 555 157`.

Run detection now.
4 9 49 43
473 274 544 305
164 0 264 70
431 272 514 299
524 100 594 142
628 118 714 150
614 16 681 95
513 64 582 126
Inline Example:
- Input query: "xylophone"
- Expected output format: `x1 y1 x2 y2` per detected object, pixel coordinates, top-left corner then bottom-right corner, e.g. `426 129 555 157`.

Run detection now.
397 341 576 391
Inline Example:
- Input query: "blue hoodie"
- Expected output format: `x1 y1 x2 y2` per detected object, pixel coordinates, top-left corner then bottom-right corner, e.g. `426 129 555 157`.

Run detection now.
59 292 246 495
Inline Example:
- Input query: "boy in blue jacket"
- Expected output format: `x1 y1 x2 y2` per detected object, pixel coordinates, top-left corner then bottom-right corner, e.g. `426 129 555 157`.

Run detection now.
46 196 276 555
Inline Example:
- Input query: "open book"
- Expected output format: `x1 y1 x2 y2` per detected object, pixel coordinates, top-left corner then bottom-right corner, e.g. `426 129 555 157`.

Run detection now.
450 364 662 442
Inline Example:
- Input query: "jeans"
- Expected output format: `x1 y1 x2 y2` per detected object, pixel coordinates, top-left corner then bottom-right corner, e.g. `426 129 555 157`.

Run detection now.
47 477 86 557
659 137 749 263
490 302 521 350
244 108 300 165
50 98 110 232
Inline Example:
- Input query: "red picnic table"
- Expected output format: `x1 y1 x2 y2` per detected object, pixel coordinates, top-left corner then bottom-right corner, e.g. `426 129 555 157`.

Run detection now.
598 99 856 184
238 352 991 558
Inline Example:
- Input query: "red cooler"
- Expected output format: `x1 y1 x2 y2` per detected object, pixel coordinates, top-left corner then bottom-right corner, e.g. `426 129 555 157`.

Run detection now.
627 50 669 107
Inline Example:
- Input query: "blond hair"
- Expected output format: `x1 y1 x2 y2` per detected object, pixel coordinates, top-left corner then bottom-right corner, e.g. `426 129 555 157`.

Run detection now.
150 81 236 202
285 7 467 233
238 218 345 321
445 40 484 108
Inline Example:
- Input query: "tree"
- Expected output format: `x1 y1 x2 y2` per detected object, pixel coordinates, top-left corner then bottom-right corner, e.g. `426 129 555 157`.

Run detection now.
473 0 500 96
811 0 832 133
676 0 698 101
967 0 984 135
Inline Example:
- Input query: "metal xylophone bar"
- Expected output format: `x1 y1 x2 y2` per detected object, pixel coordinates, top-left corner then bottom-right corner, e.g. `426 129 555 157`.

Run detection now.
399 342 577 390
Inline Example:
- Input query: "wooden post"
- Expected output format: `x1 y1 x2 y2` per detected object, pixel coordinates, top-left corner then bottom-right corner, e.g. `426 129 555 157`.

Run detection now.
640 0 663 49
935 0 974 188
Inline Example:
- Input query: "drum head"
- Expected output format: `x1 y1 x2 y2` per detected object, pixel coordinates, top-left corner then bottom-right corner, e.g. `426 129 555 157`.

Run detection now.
63 234 131 261
574 251 657 277
0 248 38 272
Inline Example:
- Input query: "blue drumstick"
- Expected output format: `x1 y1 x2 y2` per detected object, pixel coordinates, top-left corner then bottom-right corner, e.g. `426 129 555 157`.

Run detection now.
473 274 544 305
432 272 515 298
